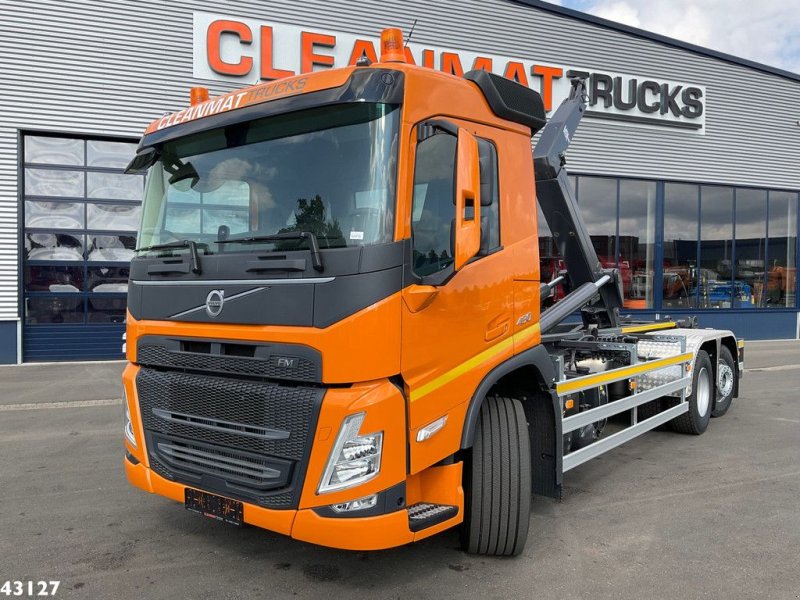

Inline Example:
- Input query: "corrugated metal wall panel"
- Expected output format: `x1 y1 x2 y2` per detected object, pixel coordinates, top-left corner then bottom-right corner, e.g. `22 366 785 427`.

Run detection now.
0 0 799 326
22 324 125 361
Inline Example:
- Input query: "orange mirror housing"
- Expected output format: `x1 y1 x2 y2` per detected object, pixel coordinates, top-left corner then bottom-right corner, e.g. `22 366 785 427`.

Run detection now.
454 128 481 271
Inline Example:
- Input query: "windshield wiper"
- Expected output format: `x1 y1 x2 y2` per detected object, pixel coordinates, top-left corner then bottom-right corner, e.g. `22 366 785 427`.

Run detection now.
217 231 324 272
135 239 202 275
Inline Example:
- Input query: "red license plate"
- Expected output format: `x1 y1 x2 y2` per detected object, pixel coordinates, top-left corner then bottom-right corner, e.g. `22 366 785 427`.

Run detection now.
184 488 243 526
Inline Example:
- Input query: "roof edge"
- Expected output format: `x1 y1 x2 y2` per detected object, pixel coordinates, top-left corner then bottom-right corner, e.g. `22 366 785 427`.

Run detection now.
510 0 800 84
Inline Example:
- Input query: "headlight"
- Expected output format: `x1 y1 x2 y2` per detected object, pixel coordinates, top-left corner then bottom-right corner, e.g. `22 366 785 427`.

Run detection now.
318 413 382 494
124 388 136 447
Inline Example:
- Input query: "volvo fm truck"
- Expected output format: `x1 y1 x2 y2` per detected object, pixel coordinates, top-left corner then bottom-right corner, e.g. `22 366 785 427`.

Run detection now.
122 28 744 556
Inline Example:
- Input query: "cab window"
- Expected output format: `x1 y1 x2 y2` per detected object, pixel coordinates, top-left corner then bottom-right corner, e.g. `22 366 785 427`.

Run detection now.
411 134 456 277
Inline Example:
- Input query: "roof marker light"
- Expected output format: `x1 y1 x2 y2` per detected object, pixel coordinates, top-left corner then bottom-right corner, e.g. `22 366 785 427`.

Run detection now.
190 86 209 106
380 28 406 63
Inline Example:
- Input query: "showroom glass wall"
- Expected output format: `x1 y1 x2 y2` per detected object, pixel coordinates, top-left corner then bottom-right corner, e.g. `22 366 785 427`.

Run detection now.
539 175 799 313
21 133 143 360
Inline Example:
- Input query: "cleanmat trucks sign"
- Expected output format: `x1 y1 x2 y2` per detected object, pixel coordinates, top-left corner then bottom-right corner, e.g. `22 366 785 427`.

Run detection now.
192 12 706 133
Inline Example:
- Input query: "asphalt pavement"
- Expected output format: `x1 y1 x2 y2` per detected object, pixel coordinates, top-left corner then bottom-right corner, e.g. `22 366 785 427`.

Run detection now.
1 342 799 599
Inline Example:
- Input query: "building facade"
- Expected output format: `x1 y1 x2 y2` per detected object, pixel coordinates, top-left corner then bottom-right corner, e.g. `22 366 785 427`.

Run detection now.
1 0 798 363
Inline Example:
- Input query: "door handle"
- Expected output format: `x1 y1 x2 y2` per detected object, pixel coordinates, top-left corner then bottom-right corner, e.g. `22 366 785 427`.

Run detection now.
485 317 510 341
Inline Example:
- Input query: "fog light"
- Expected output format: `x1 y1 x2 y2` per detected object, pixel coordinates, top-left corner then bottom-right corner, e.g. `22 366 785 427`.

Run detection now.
330 493 378 513
318 413 382 493
123 388 136 447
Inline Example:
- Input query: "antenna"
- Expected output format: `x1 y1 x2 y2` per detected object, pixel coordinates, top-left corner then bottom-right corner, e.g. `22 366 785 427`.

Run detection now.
405 19 418 47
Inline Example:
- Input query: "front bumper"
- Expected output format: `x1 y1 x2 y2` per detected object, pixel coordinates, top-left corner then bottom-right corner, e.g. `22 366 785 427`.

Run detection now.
123 362 464 550
125 454 462 551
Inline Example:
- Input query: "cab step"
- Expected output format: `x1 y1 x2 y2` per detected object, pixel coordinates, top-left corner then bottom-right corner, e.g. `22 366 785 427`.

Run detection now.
407 502 458 532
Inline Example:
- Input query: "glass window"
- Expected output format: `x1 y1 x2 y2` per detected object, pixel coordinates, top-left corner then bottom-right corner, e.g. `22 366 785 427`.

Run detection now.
735 189 767 308
138 103 399 254
25 296 85 324
618 179 656 308
25 233 84 261
477 138 500 254
25 201 85 229
87 203 141 231
411 133 457 277
203 209 249 235
87 171 143 200
86 234 136 262
24 266 84 293
25 136 83 165
699 186 734 308
165 204 202 234
87 140 137 168
766 191 797 308
22 133 142 335
86 266 130 293
203 180 250 206
577 176 617 268
663 183 699 308
87 296 127 323
25 168 84 197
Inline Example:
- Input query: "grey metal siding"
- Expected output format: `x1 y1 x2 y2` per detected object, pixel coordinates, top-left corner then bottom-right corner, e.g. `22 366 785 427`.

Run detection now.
0 0 798 323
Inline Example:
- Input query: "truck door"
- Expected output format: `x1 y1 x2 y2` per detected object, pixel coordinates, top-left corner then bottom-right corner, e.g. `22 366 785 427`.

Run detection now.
401 123 514 470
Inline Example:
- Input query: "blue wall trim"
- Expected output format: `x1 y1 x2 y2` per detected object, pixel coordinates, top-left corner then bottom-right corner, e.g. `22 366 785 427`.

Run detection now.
23 324 124 362
0 321 17 364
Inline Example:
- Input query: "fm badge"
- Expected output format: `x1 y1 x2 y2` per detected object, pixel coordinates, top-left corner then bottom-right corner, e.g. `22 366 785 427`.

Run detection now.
205 289 225 317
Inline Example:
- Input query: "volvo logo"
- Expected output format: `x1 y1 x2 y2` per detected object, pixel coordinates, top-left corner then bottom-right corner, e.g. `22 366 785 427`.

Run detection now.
205 289 225 317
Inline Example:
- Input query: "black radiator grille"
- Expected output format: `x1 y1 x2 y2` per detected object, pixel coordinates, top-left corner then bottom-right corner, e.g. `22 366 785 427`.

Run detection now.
136 344 319 383
136 367 323 509
155 437 288 489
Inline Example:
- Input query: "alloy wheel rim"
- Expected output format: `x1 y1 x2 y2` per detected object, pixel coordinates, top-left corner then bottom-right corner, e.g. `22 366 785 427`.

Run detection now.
718 364 734 398
696 366 711 417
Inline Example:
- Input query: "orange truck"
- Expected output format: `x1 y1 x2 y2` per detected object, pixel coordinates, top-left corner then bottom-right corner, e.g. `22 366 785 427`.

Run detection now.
122 28 744 556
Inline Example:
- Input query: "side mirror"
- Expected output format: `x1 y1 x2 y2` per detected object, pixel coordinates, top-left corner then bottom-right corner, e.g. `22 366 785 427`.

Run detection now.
454 129 481 270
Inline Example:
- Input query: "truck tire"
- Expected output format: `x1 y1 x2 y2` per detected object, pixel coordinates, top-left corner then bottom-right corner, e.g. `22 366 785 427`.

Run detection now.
711 346 735 418
461 396 531 556
670 350 713 435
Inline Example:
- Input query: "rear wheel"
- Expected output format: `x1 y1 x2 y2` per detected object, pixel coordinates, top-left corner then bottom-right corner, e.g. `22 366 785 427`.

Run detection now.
711 346 735 418
670 350 713 435
461 396 531 556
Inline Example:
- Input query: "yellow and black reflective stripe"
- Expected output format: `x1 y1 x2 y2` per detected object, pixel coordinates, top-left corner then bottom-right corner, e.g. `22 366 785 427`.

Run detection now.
555 351 693 396
409 324 540 402
620 321 677 334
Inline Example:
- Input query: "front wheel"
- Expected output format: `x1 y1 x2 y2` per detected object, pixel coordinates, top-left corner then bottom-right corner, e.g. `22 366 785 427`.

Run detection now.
461 396 531 556
670 350 713 435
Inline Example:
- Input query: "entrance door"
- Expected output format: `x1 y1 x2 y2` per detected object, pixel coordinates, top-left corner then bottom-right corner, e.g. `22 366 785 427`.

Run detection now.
22 134 143 361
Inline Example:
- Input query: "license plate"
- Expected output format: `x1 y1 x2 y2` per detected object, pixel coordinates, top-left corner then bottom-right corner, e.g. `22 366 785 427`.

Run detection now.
184 488 243 526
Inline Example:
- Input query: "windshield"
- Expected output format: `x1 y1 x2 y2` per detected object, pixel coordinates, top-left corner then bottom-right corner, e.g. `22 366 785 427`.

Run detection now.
137 103 399 256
